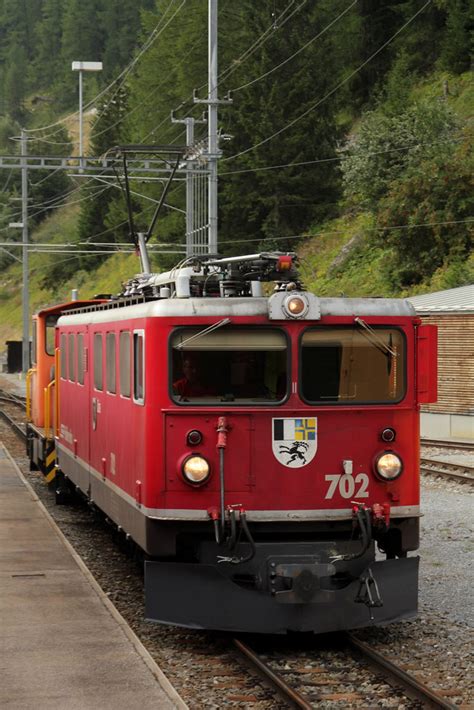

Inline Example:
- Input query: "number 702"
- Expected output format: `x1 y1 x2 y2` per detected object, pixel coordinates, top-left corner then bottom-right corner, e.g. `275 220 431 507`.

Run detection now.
324 472 370 499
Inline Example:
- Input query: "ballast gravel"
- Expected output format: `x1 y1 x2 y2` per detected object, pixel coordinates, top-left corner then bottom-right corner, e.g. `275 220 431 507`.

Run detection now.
1 415 472 708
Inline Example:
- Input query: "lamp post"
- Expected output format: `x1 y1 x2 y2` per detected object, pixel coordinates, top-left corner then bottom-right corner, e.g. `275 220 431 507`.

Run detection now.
72 61 103 168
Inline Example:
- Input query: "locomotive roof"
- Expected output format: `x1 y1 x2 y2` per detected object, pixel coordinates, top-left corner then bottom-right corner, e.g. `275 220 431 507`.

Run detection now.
57 295 415 325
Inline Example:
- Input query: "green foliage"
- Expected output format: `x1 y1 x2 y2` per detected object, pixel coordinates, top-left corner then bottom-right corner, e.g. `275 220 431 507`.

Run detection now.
438 0 473 74
375 142 473 288
218 1 348 253
342 100 460 207
3 45 28 120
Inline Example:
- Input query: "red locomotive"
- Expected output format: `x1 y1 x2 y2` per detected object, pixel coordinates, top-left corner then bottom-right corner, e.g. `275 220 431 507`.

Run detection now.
27 252 437 633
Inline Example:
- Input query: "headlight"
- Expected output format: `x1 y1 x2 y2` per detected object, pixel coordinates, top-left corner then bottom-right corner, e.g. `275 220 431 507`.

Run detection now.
375 452 403 481
182 455 210 485
283 294 309 318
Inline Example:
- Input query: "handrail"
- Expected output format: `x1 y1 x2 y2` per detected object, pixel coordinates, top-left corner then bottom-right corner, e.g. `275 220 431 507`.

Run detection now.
54 348 60 438
44 381 55 439
25 368 36 421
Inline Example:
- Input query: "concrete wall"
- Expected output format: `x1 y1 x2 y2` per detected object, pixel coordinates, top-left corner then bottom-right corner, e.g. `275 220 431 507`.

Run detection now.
421 412 474 442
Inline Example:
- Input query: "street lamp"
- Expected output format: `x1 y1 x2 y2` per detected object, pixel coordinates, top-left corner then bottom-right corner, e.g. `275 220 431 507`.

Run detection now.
72 61 103 168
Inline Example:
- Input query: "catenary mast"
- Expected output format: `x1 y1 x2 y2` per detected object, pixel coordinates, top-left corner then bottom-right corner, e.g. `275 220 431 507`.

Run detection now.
208 0 218 254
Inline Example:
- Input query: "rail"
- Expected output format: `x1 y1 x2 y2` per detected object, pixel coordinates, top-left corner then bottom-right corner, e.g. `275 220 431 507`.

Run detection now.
420 457 474 484
233 635 457 709
422 438 473 451
233 638 313 709
0 408 26 441
346 633 457 710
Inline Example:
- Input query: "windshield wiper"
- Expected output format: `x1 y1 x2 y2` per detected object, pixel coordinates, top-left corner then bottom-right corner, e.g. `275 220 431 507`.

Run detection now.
354 318 398 357
174 318 231 350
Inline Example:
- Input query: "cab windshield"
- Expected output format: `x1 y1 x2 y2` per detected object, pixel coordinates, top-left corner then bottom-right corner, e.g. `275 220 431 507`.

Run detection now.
300 327 405 404
171 327 287 404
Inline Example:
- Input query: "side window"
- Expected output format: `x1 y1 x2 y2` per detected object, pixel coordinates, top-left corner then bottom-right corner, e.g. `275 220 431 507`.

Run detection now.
45 315 58 356
119 331 130 398
31 319 37 366
94 333 103 391
133 331 145 403
106 333 116 394
77 334 84 385
68 333 76 382
60 333 67 380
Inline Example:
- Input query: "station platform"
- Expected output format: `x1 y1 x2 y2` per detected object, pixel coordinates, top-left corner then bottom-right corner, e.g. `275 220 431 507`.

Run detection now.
0 443 185 710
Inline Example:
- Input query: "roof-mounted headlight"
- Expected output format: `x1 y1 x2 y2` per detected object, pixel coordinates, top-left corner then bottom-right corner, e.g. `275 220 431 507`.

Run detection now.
283 294 309 319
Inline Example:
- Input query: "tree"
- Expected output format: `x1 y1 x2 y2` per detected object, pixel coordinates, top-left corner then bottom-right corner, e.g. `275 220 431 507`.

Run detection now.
33 0 65 91
438 0 473 74
377 148 473 287
4 45 28 120
342 100 460 208
218 1 345 253
59 0 105 106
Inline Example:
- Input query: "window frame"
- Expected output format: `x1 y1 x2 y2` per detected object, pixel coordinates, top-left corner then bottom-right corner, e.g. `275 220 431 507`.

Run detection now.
76 333 85 386
133 329 145 405
68 333 76 383
119 330 131 399
106 332 117 395
45 315 58 356
60 333 67 381
93 332 103 392
168 325 290 407
298 325 407 406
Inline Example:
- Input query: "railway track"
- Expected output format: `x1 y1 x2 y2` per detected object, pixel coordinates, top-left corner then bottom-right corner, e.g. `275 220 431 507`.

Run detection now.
0 392 26 409
0 413 471 708
0 407 26 441
233 635 457 709
420 456 474 484
421 438 473 452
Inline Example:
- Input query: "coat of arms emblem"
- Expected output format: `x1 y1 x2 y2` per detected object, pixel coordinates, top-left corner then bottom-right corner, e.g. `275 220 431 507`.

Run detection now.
272 418 318 468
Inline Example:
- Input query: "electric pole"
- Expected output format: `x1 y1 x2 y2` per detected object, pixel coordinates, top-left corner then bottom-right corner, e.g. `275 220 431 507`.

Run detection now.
171 113 207 256
21 129 29 374
208 0 218 254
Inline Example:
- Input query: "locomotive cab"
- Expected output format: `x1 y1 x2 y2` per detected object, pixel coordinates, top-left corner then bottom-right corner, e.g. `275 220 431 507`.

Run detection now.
26 299 107 480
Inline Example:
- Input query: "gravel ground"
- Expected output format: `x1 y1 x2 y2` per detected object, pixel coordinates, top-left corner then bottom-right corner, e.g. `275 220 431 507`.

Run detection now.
0 400 472 708
419 475 474 626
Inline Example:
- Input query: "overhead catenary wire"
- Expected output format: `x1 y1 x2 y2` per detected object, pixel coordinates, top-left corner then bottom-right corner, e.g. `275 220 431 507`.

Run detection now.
23 0 186 141
220 217 474 246
223 0 433 163
231 0 358 93
219 135 463 176
165 0 304 119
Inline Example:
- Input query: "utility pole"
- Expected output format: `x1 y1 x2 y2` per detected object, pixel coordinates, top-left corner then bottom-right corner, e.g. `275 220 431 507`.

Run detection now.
194 0 231 254
72 62 103 170
185 118 197 257
208 0 218 254
21 129 29 373
171 113 207 256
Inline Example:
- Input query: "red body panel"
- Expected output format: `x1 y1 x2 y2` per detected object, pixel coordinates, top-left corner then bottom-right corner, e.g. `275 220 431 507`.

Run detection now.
58 313 421 516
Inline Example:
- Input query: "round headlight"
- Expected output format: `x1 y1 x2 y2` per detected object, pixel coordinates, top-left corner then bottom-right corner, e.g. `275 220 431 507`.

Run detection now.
375 452 403 481
182 455 210 485
284 295 308 318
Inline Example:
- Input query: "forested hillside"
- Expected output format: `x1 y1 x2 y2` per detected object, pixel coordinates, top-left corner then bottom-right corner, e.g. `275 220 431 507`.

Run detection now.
0 0 472 341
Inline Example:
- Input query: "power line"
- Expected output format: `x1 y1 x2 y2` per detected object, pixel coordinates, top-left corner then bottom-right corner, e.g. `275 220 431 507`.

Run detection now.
216 0 304 89
220 217 474 246
231 0 358 93
24 0 186 141
223 0 433 163
219 135 462 176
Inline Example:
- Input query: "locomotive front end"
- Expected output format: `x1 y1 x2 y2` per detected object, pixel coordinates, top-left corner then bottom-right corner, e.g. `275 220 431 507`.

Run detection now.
145 265 437 634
